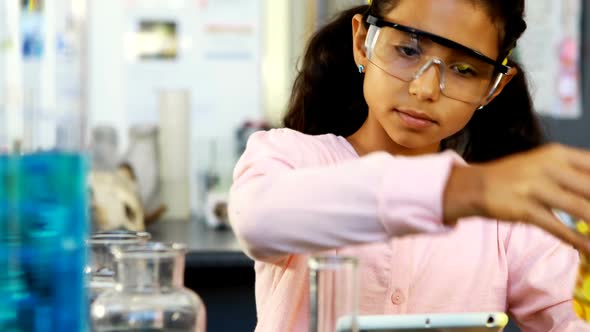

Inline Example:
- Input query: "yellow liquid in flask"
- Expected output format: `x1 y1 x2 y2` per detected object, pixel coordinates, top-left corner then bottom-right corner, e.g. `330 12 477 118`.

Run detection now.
573 221 590 321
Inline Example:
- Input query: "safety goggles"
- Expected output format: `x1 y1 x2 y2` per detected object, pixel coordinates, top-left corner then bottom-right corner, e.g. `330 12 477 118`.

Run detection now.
365 15 511 105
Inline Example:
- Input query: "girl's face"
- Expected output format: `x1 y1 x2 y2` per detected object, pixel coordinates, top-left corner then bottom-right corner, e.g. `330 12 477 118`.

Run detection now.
350 0 513 156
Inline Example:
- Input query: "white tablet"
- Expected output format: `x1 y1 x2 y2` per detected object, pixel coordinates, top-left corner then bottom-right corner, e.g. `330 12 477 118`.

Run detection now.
336 312 509 332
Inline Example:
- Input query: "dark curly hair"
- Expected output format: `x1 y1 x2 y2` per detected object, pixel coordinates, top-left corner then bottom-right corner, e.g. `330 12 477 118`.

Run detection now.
283 0 544 162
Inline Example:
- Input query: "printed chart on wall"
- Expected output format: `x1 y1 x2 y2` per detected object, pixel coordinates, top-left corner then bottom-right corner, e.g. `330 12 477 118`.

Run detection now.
517 0 582 119
122 0 263 133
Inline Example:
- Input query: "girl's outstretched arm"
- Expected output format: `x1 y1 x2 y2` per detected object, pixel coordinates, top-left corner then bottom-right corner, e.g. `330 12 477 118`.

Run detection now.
229 129 459 262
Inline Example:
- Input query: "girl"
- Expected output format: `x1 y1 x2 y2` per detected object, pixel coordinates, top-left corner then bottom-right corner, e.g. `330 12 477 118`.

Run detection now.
229 0 590 331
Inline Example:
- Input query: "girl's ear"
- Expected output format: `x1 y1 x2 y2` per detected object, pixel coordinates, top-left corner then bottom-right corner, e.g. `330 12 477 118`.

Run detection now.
352 14 368 69
483 67 518 106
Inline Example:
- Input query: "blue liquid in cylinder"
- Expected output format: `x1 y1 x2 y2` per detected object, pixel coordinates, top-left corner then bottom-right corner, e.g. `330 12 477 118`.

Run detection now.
0 152 89 331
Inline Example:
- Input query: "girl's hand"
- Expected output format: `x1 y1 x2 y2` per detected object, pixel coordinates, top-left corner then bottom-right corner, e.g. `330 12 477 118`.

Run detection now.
444 143 590 253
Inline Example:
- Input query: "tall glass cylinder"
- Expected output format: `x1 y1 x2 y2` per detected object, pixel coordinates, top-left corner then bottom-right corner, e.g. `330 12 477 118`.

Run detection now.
0 0 89 331
309 255 359 332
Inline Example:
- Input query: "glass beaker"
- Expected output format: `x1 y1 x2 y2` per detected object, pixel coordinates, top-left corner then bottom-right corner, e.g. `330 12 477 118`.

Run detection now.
91 242 206 332
0 0 89 331
86 230 151 304
309 255 359 332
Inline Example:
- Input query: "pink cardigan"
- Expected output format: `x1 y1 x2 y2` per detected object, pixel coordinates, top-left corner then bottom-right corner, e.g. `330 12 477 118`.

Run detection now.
229 128 589 332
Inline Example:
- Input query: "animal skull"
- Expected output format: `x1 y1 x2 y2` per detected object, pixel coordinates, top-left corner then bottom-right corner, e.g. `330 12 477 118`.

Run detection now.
89 166 145 232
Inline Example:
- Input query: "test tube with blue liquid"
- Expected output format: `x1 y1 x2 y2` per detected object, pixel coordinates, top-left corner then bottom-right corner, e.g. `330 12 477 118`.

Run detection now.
1 0 89 331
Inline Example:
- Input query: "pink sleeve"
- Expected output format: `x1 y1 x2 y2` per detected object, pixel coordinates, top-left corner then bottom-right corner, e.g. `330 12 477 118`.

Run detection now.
228 129 460 262
505 224 590 331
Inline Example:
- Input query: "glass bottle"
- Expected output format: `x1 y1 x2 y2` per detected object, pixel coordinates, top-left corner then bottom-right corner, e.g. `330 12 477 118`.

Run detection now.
86 230 151 304
123 125 161 213
0 0 89 331
91 243 206 332
90 126 120 171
